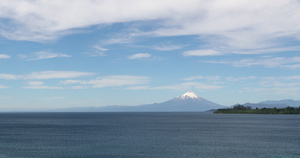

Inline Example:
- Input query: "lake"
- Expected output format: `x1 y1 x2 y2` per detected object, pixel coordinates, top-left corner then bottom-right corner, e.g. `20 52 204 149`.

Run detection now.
0 112 299 158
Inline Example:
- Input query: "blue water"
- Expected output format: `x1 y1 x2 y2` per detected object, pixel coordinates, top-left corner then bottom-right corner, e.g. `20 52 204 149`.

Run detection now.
0 112 299 158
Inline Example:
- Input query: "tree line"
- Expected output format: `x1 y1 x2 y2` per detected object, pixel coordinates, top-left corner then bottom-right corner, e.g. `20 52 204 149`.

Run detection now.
214 104 300 114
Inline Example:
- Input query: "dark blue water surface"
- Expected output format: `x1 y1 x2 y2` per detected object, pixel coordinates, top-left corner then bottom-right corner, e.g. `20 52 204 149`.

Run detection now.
0 112 299 158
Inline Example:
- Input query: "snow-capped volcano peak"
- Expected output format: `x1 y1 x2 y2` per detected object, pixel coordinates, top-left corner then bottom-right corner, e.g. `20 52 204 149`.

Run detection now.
175 91 201 100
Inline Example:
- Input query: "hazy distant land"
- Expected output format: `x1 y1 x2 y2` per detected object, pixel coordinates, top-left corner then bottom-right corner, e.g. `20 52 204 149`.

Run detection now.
50 98 300 113
2 91 300 113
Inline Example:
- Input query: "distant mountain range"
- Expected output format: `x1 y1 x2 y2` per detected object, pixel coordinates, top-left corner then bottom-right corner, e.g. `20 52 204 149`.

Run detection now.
52 91 225 112
242 99 300 109
7 91 298 112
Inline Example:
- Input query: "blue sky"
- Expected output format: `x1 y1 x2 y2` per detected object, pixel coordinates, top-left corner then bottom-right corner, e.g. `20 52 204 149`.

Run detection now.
1 0 300 110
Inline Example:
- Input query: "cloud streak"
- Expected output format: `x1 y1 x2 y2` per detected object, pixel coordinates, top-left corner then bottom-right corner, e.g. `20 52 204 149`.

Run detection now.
204 56 300 69
0 74 20 80
83 45 109 57
0 0 198 41
183 49 223 56
150 0 300 50
128 53 151 59
0 71 94 80
0 54 10 58
152 82 223 91
23 81 63 89
20 51 71 60
61 75 149 88
0 0 299 54
24 71 94 80
152 44 184 51
242 76 300 95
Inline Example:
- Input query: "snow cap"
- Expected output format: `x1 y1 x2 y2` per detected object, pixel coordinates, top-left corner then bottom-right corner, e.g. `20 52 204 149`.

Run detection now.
175 90 200 100
182 90 199 99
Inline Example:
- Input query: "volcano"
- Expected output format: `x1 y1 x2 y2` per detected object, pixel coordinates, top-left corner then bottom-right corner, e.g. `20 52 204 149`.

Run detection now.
99 90 224 112
52 91 224 112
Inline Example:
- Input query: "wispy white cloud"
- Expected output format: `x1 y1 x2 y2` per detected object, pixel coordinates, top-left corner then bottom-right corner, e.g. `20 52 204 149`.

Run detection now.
0 0 299 54
0 74 20 80
242 87 299 95
242 80 300 95
181 75 300 96
152 44 184 51
0 71 94 80
126 86 150 90
24 71 94 80
60 75 149 88
283 64 300 69
151 1 300 50
83 45 109 57
280 75 300 80
0 54 10 58
182 46 300 57
23 75 149 90
70 86 89 89
184 76 203 81
93 45 108 52
184 76 221 82
128 53 151 59
22 51 71 60
226 76 257 82
27 81 44 86
152 82 223 91
259 77 300 88
232 46 300 55
102 36 136 45
87 75 148 88
0 0 191 41
23 81 63 89
45 97 65 100
129 75 300 94
234 75 300 95
183 49 223 56
205 56 300 69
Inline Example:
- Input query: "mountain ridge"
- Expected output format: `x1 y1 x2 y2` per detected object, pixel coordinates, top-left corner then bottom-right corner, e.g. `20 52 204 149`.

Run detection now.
34 93 300 112
240 99 300 108
51 91 225 112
